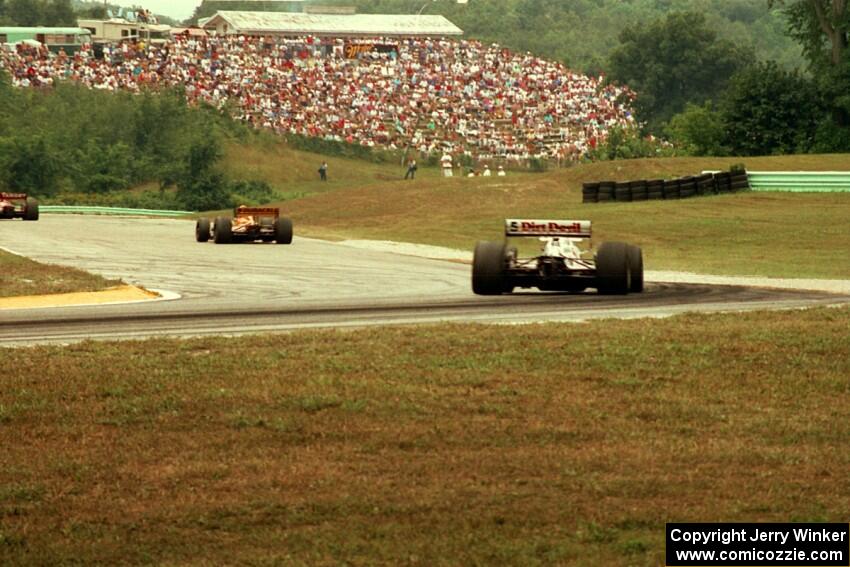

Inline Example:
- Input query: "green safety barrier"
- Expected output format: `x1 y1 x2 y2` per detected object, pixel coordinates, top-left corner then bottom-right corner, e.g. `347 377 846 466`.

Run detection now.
41 206 194 216
747 171 850 192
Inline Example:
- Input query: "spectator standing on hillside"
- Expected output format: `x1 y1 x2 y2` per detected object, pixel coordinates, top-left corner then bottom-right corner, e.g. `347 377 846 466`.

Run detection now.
318 161 328 181
404 158 418 180
441 152 453 178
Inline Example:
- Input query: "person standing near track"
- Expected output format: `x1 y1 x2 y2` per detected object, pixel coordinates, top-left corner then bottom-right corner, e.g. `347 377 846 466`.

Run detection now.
405 158 418 180
318 161 328 181
441 152 453 177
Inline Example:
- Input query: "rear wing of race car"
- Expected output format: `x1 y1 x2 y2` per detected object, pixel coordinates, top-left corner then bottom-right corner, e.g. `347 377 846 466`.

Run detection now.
234 206 279 218
0 192 28 201
505 219 592 238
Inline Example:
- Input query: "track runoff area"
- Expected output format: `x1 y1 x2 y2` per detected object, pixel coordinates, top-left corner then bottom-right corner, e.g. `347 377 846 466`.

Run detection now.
0 215 847 346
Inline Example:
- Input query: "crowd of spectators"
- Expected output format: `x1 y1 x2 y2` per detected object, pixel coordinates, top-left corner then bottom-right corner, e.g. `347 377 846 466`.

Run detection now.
1 34 637 164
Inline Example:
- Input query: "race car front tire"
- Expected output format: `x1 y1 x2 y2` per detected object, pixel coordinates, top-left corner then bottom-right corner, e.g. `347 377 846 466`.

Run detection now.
23 198 39 221
196 217 211 242
596 241 631 295
472 241 508 295
627 244 644 293
213 217 232 244
275 217 293 244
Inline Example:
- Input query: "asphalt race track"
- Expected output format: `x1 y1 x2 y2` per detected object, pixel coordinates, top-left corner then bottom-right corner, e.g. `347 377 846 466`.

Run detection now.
1 216 848 346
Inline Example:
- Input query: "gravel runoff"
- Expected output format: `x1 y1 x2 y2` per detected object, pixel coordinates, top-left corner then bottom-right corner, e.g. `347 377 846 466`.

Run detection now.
337 239 850 295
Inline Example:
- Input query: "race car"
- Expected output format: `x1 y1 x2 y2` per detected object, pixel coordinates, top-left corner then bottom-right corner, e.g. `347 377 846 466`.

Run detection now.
472 219 643 295
196 206 293 244
0 192 39 221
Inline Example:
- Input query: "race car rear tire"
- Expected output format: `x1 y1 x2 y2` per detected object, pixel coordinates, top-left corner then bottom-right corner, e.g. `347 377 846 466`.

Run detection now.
23 198 39 221
196 217 210 242
596 241 631 295
472 241 507 295
275 217 293 244
627 244 644 293
213 217 232 244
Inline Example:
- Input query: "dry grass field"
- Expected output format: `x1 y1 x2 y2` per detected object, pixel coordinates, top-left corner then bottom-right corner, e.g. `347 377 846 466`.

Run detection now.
0 249 118 298
2 307 848 565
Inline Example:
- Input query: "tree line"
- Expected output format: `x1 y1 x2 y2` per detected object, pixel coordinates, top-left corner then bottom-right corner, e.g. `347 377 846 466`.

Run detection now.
0 74 273 209
605 3 849 156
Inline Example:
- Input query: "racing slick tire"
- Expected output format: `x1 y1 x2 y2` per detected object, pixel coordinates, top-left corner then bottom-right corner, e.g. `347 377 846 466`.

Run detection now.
472 241 508 295
213 216 233 244
23 198 39 221
275 217 293 244
595 241 631 295
196 217 211 242
627 244 644 293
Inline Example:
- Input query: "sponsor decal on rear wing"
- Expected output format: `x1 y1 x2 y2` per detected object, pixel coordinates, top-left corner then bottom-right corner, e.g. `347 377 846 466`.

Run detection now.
0 193 28 200
505 219 592 238
235 207 279 217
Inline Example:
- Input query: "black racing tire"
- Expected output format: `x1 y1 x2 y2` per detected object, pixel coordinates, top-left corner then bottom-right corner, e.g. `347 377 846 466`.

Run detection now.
614 182 632 202
627 244 644 293
196 217 210 242
275 217 293 244
472 241 508 295
23 198 39 221
595 241 631 295
213 216 232 244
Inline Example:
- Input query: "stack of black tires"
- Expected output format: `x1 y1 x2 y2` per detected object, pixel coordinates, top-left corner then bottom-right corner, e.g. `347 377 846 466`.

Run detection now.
582 169 750 203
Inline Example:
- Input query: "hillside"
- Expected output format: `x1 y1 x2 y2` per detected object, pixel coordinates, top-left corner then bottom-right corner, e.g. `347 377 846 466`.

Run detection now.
239 152 850 279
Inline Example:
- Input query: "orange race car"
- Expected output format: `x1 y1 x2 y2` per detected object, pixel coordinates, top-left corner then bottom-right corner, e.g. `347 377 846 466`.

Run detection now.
195 206 293 244
0 192 39 221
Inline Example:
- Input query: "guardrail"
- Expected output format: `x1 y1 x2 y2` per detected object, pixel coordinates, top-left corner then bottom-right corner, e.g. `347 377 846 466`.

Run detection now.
41 206 194 216
747 171 850 192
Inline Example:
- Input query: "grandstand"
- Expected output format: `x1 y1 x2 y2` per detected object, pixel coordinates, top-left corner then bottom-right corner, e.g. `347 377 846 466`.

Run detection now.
1 21 634 165
202 11 463 38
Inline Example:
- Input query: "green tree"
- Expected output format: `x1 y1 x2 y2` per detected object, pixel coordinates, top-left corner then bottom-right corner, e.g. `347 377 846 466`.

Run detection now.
44 0 76 26
5 0 42 25
2 137 61 196
770 0 850 129
608 11 752 132
176 135 232 210
666 102 729 156
721 61 822 155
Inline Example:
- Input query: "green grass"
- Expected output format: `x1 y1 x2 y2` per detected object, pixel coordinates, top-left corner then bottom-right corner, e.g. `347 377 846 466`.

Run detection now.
1 307 849 565
270 154 850 279
0 249 119 298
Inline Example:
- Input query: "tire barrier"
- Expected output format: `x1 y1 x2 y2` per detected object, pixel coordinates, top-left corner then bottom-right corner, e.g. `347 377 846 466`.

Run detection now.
581 169 750 204
597 180 615 202
630 179 648 201
581 181 599 203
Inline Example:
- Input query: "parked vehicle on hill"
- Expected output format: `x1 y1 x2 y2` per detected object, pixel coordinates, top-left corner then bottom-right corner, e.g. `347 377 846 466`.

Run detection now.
196 206 293 244
0 193 39 221
472 219 643 295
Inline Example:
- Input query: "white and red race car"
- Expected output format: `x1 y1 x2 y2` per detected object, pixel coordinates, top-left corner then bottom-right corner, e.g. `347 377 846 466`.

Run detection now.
472 219 643 295
196 206 293 244
0 192 39 221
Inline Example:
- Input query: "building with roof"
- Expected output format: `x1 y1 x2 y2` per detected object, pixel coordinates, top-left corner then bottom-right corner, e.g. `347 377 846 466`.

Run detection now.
78 18 171 43
202 11 463 38
203 0 305 11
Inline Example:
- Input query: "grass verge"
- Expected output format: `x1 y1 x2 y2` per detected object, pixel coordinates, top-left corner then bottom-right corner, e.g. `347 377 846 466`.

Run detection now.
277 154 850 279
0 249 119 298
1 307 848 565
